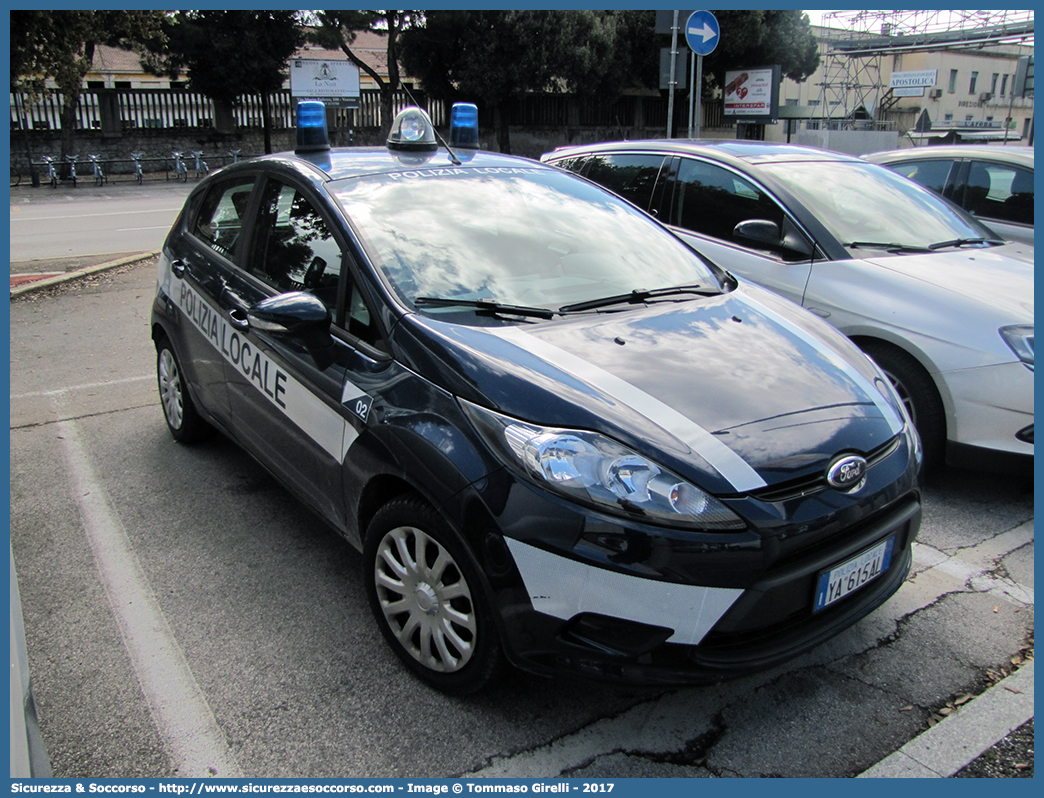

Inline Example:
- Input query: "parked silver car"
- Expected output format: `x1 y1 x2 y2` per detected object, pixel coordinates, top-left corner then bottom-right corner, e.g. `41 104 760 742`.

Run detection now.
542 141 1033 472
864 145 1033 246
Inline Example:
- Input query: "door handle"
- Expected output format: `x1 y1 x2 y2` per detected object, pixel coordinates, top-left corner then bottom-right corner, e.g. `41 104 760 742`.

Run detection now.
228 307 249 330
171 258 187 278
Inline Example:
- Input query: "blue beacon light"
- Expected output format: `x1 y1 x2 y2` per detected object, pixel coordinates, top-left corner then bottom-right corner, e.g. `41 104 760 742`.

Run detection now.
296 101 330 153
449 103 480 149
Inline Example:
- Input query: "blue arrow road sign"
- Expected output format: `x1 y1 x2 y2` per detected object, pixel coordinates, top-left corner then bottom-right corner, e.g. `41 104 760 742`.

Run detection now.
685 10 720 56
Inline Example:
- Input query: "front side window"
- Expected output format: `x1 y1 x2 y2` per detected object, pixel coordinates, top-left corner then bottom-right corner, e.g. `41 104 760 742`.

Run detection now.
193 176 256 259
888 159 955 196
583 153 667 212
671 158 785 246
252 180 343 308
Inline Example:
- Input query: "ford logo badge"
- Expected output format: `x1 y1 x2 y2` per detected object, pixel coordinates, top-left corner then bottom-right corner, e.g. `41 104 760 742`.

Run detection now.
827 455 868 493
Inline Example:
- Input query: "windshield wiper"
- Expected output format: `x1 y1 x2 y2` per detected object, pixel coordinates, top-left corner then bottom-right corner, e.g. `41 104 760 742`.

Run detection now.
414 296 557 319
928 237 989 250
558 284 720 314
846 241 933 254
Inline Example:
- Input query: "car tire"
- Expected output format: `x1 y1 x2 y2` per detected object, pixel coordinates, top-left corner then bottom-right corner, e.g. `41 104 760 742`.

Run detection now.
861 340 945 469
364 494 501 694
156 337 211 444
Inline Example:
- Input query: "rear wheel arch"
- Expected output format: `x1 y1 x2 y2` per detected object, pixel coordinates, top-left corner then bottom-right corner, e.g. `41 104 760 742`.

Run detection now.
153 331 212 444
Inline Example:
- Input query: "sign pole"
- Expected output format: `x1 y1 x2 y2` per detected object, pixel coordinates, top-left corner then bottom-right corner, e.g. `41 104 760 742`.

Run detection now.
693 55 703 138
687 54 696 137
667 10 679 138
684 11 719 140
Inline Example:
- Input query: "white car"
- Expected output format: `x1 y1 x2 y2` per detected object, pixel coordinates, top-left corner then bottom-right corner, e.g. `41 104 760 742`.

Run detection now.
543 141 1033 472
864 145 1034 246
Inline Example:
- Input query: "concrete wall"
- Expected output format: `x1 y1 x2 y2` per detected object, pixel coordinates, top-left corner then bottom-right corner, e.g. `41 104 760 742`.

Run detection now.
792 129 900 156
10 125 682 174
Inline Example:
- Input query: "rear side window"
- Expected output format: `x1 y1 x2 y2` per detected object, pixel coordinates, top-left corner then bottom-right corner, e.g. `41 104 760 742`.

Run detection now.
887 159 954 196
193 177 256 259
962 162 1033 226
670 158 785 245
583 153 667 212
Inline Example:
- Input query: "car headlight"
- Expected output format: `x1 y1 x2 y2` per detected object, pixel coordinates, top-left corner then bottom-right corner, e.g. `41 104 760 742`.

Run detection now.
1000 325 1034 371
461 400 746 531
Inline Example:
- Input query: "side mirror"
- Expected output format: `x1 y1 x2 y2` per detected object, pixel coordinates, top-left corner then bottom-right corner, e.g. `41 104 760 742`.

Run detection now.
248 292 332 351
734 218 815 259
733 219 782 248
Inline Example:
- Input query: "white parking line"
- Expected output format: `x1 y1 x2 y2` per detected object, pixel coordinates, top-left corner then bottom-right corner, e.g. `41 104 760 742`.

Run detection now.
53 392 241 778
11 375 153 400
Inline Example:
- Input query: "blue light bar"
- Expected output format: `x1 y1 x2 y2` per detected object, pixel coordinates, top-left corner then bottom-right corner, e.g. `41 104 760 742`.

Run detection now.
296 101 330 153
449 103 480 149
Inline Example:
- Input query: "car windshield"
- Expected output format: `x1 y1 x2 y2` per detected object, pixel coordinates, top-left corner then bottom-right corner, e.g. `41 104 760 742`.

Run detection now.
757 160 998 252
331 165 722 320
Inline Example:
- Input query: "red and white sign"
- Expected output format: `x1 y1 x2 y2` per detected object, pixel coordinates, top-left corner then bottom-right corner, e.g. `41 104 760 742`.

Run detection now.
724 67 774 117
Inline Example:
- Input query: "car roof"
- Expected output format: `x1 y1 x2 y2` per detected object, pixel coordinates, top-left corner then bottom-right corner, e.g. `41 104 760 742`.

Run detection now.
865 145 1034 168
543 139 866 167
232 146 552 183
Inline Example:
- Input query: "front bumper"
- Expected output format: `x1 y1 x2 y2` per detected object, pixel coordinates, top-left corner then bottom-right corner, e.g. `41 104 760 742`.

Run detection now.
450 434 921 685
944 360 1033 459
498 496 919 685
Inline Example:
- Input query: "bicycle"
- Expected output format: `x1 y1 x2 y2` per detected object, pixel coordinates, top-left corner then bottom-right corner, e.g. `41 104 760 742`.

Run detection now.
65 154 79 187
191 150 209 179
131 152 144 185
170 151 188 182
42 156 58 188
88 154 107 186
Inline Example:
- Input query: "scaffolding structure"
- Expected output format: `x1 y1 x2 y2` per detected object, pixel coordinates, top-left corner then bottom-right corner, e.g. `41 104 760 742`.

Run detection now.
814 10 1034 127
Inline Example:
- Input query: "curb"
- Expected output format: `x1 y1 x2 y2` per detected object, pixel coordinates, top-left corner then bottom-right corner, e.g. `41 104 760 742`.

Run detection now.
10 251 159 298
858 659 1034 778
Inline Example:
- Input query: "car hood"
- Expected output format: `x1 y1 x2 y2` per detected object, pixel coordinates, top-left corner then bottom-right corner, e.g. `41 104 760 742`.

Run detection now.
859 245 1033 320
393 284 904 493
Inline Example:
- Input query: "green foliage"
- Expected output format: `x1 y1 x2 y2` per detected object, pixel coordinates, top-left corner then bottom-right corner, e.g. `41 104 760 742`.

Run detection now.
143 11 306 104
10 10 164 96
400 11 657 151
704 10 820 89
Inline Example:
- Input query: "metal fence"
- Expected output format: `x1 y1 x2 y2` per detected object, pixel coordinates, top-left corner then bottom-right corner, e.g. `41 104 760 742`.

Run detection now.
9 88 446 132
11 87 691 134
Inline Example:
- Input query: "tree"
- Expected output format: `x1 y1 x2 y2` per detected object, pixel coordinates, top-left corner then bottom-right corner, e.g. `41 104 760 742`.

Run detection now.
308 11 420 142
702 10 820 95
401 11 645 153
10 11 164 158
143 11 306 154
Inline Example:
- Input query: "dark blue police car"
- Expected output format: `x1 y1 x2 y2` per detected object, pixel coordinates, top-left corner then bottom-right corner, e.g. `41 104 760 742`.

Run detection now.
151 103 922 693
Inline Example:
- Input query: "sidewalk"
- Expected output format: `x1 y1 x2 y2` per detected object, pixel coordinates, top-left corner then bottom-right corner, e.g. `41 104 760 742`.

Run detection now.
9 251 158 297
859 660 1033 777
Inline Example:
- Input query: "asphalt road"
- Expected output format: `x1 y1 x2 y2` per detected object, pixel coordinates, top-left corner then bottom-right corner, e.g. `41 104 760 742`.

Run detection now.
8 188 1035 780
9 180 192 267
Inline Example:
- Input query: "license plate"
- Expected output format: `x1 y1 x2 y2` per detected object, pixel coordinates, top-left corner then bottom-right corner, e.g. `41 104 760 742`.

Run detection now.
814 536 895 612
